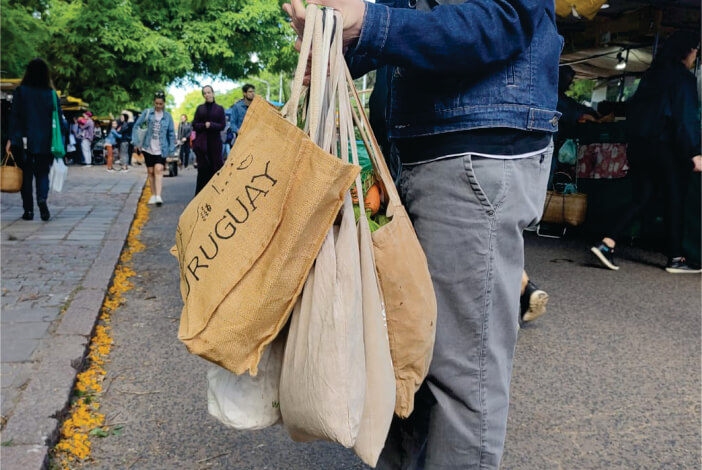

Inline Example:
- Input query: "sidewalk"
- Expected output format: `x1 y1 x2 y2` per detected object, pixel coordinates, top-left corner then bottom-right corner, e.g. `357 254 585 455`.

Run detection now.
0 165 145 468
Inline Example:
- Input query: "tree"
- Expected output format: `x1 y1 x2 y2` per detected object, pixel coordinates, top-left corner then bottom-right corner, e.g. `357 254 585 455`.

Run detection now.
2 0 298 115
566 79 595 104
0 0 49 77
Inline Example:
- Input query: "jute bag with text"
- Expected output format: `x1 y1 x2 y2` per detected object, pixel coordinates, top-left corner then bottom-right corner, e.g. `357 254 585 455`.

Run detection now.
176 94 359 375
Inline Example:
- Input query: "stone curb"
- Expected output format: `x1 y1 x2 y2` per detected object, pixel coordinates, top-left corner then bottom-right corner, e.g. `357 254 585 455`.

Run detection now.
0 178 145 470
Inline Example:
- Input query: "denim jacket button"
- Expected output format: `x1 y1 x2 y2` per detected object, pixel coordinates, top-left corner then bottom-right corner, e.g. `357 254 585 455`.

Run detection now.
550 116 559 127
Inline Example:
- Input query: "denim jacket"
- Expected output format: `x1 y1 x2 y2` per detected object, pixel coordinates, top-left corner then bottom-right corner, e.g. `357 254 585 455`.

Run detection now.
131 108 176 156
347 0 563 139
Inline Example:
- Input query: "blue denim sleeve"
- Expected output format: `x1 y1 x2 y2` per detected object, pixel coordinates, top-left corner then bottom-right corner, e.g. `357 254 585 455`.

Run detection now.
350 0 543 74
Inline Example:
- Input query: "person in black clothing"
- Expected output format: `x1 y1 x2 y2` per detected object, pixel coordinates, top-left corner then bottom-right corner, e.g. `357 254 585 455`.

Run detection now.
5 58 66 221
117 113 133 171
591 31 702 273
177 114 192 169
192 85 226 195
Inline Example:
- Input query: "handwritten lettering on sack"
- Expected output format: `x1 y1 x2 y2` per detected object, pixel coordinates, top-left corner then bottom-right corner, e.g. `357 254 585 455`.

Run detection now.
183 154 277 296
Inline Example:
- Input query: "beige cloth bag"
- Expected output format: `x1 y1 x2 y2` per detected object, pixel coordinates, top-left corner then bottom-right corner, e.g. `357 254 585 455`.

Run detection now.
338 74 395 466
280 11 395 463
279 8 366 448
346 70 438 419
175 78 359 374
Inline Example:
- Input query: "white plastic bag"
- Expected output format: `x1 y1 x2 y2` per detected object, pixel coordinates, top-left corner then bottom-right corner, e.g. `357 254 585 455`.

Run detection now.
49 157 67 192
207 335 285 431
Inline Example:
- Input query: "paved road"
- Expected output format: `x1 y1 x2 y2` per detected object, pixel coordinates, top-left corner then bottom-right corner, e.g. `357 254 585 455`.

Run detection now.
1 165 145 467
59 169 702 468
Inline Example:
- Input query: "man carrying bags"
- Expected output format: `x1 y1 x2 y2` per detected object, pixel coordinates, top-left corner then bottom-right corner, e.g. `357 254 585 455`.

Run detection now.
283 1 561 468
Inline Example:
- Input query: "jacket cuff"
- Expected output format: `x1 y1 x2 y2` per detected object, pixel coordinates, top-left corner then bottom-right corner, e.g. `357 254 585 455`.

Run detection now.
349 2 390 60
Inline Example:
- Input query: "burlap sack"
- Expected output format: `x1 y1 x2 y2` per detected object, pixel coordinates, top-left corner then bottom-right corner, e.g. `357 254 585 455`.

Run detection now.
176 96 359 375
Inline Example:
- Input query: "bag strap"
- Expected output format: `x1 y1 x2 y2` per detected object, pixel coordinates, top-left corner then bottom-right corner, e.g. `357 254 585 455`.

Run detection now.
344 66 402 212
283 5 318 126
2 151 16 167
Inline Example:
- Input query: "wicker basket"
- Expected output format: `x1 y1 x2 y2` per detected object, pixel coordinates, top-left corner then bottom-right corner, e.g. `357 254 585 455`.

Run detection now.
542 190 587 226
1 152 23 193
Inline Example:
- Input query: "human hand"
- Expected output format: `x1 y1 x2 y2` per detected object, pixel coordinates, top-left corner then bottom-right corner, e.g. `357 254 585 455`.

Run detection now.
578 114 597 123
5 141 11 155
597 113 615 123
205 122 211 129
283 0 365 52
692 155 702 173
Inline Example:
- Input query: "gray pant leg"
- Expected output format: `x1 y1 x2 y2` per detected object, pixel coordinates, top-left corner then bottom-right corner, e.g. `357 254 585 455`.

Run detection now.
381 148 551 470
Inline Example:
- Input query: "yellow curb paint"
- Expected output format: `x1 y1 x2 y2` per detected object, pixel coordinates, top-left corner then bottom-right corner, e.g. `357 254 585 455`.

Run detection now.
52 184 152 468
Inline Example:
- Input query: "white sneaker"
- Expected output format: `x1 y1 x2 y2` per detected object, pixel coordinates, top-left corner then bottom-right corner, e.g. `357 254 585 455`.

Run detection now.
147 195 157 205
155 195 163 206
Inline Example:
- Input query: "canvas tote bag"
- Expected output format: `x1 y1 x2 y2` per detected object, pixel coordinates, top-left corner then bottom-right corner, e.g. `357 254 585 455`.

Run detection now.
345 68 438 419
337 50 395 466
279 8 366 448
279 10 395 464
175 27 359 374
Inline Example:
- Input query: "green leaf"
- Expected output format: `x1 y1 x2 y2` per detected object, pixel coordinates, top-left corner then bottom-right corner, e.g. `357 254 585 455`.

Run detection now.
1 439 14 447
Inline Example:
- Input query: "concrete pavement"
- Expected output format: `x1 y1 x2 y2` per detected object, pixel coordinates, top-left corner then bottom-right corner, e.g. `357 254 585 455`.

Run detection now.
0 164 145 468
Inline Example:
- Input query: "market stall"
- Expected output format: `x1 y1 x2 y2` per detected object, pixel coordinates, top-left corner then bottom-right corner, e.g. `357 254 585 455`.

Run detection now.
554 0 701 262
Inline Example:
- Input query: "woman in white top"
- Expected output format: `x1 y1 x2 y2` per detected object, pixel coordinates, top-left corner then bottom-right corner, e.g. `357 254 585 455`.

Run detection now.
132 91 176 206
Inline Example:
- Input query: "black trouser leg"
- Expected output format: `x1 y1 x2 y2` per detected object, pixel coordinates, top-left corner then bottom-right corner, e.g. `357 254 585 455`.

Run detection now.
180 145 189 168
663 161 687 260
195 162 214 195
20 151 34 212
609 159 658 242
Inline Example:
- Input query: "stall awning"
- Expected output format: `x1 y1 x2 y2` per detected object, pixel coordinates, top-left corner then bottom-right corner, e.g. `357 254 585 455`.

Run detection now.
561 46 653 78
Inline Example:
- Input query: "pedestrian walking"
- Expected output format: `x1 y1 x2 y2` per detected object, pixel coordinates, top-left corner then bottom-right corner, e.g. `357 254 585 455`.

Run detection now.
80 111 95 166
132 90 176 206
192 85 226 195
590 31 702 274
177 114 192 169
103 120 121 172
117 112 133 172
5 58 67 221
227 84 255 147
67 117 80 164
284 1 561 468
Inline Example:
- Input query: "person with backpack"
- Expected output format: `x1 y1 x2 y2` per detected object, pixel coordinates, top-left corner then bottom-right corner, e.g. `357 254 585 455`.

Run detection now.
284 0 561 467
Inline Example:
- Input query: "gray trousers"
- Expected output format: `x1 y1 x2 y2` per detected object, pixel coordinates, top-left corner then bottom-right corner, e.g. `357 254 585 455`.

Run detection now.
378 146 552 470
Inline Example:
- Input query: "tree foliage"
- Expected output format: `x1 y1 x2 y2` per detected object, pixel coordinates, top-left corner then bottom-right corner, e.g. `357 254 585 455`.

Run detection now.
566 79 595 104
0 0 50 77
1 0 297 114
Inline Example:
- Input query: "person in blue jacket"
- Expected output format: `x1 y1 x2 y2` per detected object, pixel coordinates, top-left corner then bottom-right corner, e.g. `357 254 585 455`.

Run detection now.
284 0 561 468
132 91 176 206
5 58 67 221
103 120 122 173
227 84 256 148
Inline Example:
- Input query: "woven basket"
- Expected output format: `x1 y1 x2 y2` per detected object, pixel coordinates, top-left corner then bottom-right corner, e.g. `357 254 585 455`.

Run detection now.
542 190 587 226
1 152 23 193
